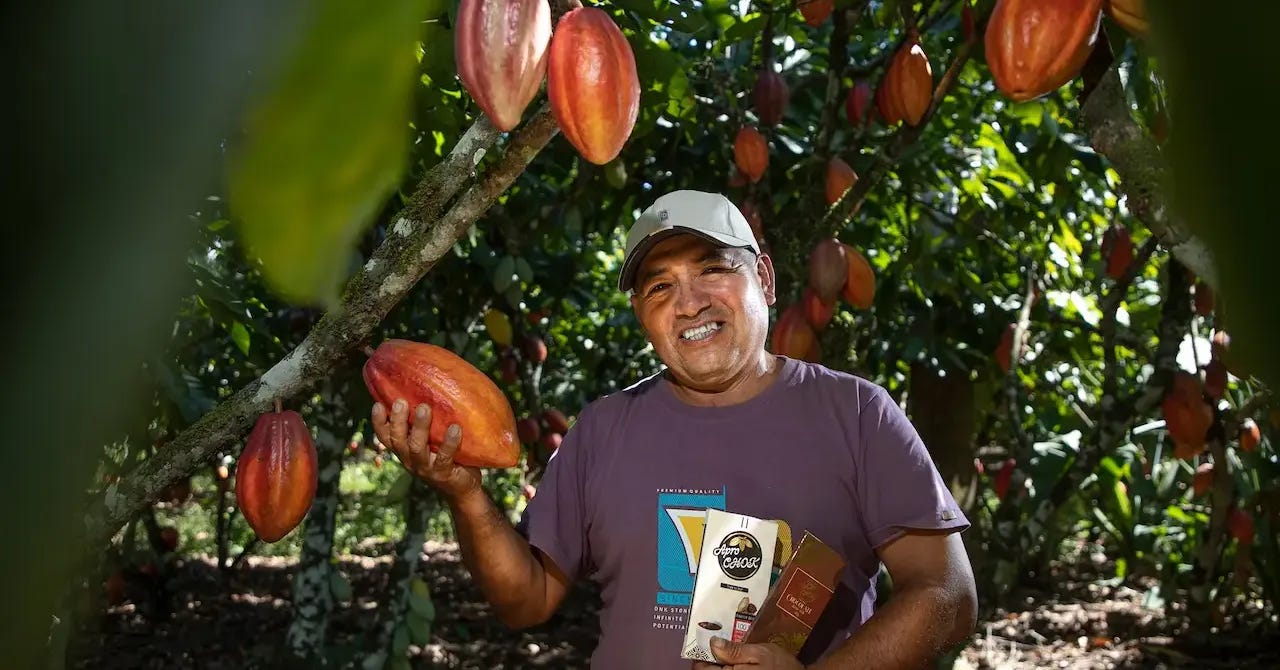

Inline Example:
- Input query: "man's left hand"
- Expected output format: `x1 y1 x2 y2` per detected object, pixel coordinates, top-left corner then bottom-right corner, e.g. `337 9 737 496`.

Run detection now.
691 637 805 669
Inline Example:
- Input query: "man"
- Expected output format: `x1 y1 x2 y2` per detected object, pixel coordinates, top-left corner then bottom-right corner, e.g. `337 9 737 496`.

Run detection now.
371 190 977 669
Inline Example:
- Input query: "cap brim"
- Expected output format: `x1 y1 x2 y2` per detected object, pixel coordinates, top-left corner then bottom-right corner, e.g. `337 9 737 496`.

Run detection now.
617 226 756 292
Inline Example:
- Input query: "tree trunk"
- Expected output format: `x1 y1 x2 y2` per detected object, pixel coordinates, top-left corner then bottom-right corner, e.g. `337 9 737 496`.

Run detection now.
284 426 345 667
907 361 978 511
361 480 436 670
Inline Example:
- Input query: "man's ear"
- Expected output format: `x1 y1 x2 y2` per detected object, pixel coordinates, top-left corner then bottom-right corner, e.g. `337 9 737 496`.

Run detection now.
756 253 777 305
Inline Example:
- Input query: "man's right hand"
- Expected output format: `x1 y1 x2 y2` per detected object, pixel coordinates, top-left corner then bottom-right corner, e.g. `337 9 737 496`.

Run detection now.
371 399 482 502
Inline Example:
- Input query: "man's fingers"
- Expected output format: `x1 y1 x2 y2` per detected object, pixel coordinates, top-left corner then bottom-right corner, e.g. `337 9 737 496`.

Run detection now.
406 404 432 465
432 424 463 472
709 638 757 665
371 402 392 449
388 399 409 449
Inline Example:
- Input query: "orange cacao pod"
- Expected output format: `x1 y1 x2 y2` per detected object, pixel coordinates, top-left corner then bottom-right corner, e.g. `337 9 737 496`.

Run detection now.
1192 462 1213 497
808 238 848 302
995 323 1016 373
845 80 873 126
454 0 552 132
1240 418 1261 452
882 29 933 126
363 339 519 468
235 406 318 543
547 7 640 165
802 287 836 330
752 67 789 127
733 126 769 183
1163 371 1213 459
771 304 817 361
875 79 901 126
840 243 875 309
1101 225 1133 280
542 407 570 434
825 157 857 206
985 0 1104 102
799 0 834 27
1105 0 1147 37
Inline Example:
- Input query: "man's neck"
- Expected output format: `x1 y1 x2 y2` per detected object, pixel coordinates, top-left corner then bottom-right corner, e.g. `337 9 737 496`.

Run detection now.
664 354 782 408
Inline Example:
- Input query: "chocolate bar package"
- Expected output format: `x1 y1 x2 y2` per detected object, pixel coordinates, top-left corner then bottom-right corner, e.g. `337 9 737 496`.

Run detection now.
743 531 846 655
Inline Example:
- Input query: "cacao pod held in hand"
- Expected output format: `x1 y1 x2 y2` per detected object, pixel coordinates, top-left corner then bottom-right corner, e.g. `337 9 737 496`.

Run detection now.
1105 0 1147 37
733 126 769 183
882 29 933 126
547 7 640 164
235 405 319 543
363 339 519 468
771 304 817 361
454 0 552 132
808 238 848 302
825 157 857 206
985 0 1104 102
840 243 875 309
752 67 789 127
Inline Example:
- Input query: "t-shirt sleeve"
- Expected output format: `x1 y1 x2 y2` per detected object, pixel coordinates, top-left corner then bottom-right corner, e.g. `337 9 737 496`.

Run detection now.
854 386 970 550
515 413 591 583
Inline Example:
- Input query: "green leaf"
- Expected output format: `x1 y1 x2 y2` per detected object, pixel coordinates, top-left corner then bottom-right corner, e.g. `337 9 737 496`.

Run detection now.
723 14 765 42
388 655 412 670
408 582 436 620
494 256 516 293
407 614 431 645
384 469 412 504
515 257 534 283
392 622 410 655
230 321 251 355
329 570 353 603
228 0 423 307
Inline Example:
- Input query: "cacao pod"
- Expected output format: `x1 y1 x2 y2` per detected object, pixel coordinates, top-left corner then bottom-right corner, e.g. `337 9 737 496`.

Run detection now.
1229 508 1254 545
1240 418 1261 452
159 526 179 552
733 126 769 183
799 0 834 27
752 67 789 127
845 80 872 127
235 406 319 543
454 0 552 132
1101 224 1133 280
547 7 640 165
875 79 902 126
363 339 519 468
985 0 1104 102
522 334 548 363
994 458 1015 499
841 243 875 309
771 304 816 361
995 323 1016 373
804 337 821 363
802 287 836 330
1105 0 1147 37
1162 371 1213 459
1194 281 1214 316
738 200 764 241
1204 358 1228 401
882 29 934 126
499 352 519 384
517 416 541 444
1192 462 1214 497
728 166 747 188
540 431 562 455
808 238 848 302
484 308 514 347
962 0 977 42
825 157 858 206
105 570 126 605
543 407 571 434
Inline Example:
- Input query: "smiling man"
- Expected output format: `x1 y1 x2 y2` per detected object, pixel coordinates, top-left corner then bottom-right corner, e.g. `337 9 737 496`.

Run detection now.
370 190 978 669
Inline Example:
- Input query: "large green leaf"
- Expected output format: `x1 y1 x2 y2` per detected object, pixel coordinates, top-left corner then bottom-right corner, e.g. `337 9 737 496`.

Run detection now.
228 0 425 306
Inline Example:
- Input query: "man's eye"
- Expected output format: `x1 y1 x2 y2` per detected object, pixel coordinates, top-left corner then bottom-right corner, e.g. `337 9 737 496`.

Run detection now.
646 283 669 295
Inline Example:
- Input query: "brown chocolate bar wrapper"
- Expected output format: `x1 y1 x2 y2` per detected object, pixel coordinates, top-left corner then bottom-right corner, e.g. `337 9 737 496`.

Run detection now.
743 531 846 656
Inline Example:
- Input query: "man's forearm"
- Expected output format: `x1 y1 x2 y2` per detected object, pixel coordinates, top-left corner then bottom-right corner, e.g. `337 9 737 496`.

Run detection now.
447 488 550 628
809 583 976 669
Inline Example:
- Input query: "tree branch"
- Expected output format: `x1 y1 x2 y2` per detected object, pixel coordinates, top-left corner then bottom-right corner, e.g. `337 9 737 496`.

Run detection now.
816 7 853 158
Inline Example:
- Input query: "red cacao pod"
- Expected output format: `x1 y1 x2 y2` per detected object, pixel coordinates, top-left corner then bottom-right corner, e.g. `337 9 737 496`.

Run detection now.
875 79 902 126
962 1 977 42
1192 462 1214 497
1163 371 1213 459
808 238 848 302
542 407 570 434
159 526 179 552
799 0 834 27
235 406 318 543
1240 418 1261 452
994 458 1015 499
522 334 548 363
1204 358 1227 401
1229 508 1254 545
840 243 875 309
547 7 640 165
1101 225 1133 280
1105 0 1147 37
985 0 1104 102
995 323 1015 373
882 29 933 126
540 431 562 454
802 287 836 330
771 304 816 361
752 67 789 127
1194 281 1214 316
454 0 552 132
363 339 519 468
733 126 769 183
825 157 857 206
517 416 541 444
499 352 519 383
845 80 873 127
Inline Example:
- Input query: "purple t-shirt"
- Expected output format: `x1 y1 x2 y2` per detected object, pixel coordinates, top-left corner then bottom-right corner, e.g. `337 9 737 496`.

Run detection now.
518 356 969 669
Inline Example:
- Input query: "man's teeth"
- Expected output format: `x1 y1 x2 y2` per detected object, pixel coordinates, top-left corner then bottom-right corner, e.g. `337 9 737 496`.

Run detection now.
681 323 720 341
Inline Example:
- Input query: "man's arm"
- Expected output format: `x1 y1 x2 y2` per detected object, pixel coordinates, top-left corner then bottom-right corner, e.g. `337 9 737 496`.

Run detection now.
811 530 977 669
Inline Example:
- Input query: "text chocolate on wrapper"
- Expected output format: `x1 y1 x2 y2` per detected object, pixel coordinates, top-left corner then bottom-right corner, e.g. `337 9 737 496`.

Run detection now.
744 530 846 656
681 509 779 662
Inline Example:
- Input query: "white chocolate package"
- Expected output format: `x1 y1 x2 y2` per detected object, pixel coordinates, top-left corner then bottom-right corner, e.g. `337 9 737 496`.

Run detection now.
680 509 779 662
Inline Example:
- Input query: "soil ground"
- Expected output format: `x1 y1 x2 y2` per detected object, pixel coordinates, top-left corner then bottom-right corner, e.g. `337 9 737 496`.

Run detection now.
67 541 1279 669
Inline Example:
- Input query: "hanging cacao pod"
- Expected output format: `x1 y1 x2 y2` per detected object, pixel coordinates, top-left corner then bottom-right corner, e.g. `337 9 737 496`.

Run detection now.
840 243 875 309
1105 0 1147 37
1192 462 1214 497
235 404 319 543
543 407 571 434
1101 224 1133 280
752 67 789 127
547 7 640 165
985 0 1104 102
1240 418 1261 452
875 79 901 126
1229 508 1254 545
962 0 977 42
825 157 858 206
1194 281 1214 316
802 287 836 330
771 304 817 361
845 80 872 127
799 0 834 27
1163 371 1213 459
454 0 552 132
808 238 848 302
882 29 933 126
733 126 769 183
517 416 541 444
1204 358 1228 401
363 339 519 468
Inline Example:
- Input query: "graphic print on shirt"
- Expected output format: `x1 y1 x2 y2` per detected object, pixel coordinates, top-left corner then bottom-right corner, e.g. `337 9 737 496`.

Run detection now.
653 487 725 631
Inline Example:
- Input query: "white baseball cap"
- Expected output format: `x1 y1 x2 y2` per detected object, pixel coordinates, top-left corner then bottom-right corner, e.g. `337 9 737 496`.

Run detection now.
617 189 761 293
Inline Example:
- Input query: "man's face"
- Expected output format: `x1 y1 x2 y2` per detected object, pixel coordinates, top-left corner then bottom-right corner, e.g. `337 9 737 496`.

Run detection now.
629 233 776 391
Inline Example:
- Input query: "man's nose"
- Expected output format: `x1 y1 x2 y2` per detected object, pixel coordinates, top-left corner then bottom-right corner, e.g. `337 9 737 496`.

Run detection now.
673 280 711 318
